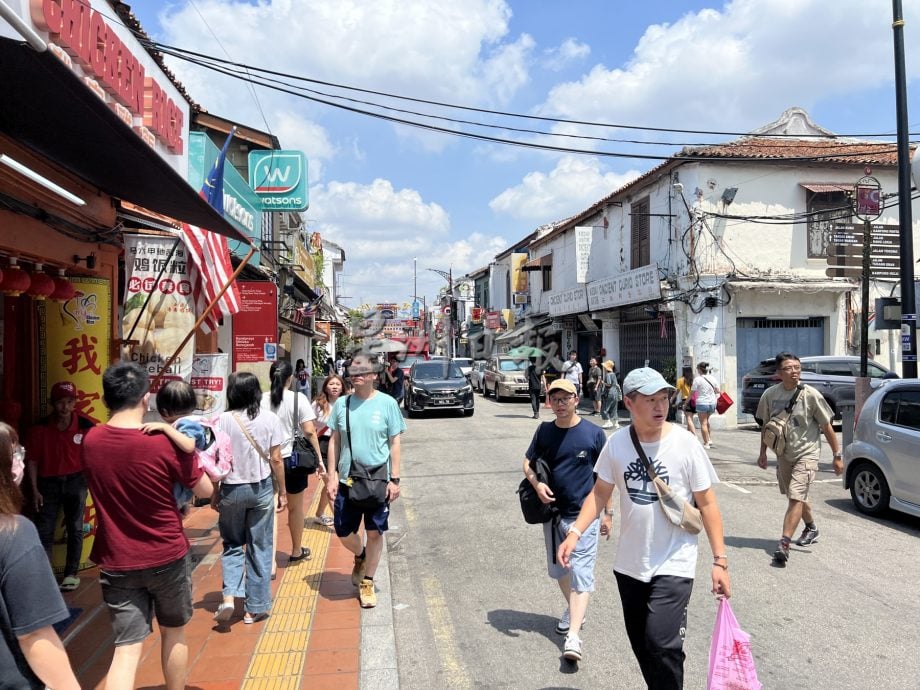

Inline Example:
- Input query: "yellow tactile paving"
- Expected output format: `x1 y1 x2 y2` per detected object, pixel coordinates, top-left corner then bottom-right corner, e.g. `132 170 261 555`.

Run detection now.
243 489 333 684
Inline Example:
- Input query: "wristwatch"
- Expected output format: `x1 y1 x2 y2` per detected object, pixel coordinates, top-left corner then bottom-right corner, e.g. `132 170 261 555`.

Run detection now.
390 477 401 485
833 452 842 459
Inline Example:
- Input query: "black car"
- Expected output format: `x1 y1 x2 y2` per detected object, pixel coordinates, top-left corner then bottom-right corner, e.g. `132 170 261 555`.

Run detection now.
404 360 475 417
740 355 894 424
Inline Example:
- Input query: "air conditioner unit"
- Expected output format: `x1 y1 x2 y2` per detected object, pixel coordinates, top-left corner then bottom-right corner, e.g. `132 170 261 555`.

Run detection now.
513 293 530 305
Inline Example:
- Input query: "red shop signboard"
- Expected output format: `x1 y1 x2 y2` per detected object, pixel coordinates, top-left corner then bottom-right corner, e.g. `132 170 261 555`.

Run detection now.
233 281 278 367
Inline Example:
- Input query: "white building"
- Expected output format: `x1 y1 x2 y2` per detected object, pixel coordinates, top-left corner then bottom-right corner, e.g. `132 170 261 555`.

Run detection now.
524 108 919 427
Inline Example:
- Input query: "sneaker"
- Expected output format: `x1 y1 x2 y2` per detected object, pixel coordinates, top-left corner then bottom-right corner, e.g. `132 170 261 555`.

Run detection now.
314 515 334 527
795 525 820 546
351 553 367 586
703 443 712 450
359 578 377 608
773 539 790 566
602 421 613 429
563 634 582 662
214 602 234 623
555 608 570 635
59 576 80 592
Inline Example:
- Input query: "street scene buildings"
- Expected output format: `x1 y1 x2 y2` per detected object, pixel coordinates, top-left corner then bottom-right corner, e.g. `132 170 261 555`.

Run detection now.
1 1 919 689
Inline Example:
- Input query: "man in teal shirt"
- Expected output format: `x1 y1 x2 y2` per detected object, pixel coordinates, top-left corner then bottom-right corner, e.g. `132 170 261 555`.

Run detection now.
327 353 406 608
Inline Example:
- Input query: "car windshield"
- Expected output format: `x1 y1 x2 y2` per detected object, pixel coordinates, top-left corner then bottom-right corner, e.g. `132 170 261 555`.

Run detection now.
499 359 527 372
399 356 426 369
413 362 464 379
452 358 472 368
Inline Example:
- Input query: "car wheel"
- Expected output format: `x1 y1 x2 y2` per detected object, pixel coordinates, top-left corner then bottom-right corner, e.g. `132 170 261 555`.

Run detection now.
463 408 474 417
494 383 503 402
754 417 763 429
849 461 891 516
482 382 490 398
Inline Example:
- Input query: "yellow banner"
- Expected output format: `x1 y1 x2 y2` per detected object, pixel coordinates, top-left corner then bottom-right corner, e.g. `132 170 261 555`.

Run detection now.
511 252 529 293
40 276 112 424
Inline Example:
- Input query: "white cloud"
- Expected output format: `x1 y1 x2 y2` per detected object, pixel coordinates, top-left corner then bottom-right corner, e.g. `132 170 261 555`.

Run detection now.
542 38 590 71
272 112 335 184
540 0 920 130
489 156 641 221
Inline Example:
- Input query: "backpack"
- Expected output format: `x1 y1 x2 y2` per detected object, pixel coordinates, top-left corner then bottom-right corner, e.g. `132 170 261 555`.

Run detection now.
196 418 233 481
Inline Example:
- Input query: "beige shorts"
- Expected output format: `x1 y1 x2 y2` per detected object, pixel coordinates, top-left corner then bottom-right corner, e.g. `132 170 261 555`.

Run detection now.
776 457 817 502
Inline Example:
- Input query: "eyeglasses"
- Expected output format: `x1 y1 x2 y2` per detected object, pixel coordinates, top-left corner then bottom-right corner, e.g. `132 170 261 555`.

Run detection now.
550 396 575 405
780 366 802 373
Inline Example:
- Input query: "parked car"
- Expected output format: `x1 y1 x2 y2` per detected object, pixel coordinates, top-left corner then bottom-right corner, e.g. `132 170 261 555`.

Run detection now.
397 354 429 378
482 356 529 401
843 379 920 518
469 360 487 391
451 357 473 379
404 360 474 417
741 355 894 425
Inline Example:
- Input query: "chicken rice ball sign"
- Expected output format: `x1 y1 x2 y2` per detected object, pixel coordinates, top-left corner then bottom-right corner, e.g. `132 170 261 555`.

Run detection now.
122 234 197 393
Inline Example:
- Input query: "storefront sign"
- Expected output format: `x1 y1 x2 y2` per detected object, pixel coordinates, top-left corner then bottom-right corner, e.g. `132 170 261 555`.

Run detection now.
575 226 592 283
248 150 308 211
588 265 661 311
122 234 196 392
485 311 502 329
39 276 112 424
511 252 529 293
545 285 587 317
191 353 229 417
233 281 278 366
29 0 187 157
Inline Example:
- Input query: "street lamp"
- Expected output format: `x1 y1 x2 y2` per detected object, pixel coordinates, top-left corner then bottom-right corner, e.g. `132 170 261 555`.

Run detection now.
427 267 454 358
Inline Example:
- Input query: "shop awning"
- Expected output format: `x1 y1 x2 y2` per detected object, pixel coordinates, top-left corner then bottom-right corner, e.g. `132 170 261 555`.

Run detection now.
0 38 250 244
495 316 553 342
800 182 855 194
521 254 553 271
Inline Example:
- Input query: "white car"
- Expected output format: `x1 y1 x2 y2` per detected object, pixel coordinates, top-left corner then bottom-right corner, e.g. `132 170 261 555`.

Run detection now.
451 357 473 379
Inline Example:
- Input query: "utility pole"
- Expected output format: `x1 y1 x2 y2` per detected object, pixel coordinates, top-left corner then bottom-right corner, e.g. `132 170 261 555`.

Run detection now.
892 0 917 376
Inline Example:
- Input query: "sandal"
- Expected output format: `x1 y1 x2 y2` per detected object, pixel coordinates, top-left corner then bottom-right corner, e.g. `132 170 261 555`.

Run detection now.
288 547 312 563
243 611 269 625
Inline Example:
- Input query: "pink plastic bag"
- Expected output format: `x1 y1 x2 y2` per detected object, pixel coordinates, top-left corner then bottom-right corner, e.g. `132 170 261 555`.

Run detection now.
708 599 762 690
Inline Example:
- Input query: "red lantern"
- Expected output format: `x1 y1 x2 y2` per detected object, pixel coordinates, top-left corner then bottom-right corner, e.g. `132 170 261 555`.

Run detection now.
0 258 31 296
26 263 55 301
50 268 76 303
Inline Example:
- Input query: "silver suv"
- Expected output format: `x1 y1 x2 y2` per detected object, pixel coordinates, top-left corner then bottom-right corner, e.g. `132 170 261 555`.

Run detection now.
843 379 920 518
482 356 529 401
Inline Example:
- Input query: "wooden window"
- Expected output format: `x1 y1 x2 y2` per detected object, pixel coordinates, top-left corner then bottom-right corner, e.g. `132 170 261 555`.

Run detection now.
807 191 851 259
542 265 552 292
630 196 650 268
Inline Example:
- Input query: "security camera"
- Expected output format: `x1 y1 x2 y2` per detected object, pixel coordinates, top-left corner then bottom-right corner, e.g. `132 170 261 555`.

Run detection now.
673 182 683 193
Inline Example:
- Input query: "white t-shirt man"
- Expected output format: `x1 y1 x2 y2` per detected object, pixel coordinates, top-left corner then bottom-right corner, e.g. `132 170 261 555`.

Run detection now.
261 390 315 458
562 359 583 386
594 425 718 581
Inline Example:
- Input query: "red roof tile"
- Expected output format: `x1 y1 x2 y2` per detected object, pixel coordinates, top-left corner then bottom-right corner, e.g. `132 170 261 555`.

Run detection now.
680 138 901 165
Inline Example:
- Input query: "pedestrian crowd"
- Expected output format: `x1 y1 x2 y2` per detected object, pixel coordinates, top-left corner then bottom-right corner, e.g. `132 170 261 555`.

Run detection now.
519 350 842 688
0 348 403 689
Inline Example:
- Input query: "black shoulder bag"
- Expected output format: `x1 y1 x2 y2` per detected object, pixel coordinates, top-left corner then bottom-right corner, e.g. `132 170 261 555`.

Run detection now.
345 395 389 510
290 390 319 474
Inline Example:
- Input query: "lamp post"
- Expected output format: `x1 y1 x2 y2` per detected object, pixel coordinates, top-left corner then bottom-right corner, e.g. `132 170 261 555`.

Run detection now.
427 267 454 358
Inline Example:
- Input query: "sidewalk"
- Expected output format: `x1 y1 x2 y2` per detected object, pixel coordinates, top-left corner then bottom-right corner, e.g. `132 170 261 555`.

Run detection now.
59 480 398 689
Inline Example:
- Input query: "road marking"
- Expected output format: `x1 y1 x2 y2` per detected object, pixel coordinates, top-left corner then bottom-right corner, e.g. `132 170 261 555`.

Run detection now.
721 481 752 494
404 496 472 689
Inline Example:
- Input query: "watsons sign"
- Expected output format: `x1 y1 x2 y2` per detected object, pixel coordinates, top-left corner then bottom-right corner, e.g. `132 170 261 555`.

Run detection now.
249 150 309 211
545 265 661 316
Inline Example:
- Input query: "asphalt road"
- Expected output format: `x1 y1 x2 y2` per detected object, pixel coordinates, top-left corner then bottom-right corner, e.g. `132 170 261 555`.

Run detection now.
384 394 920 689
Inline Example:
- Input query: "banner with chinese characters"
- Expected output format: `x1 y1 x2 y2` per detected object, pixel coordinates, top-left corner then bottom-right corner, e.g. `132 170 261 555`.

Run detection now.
38 276 110 573
39 276 112 424
122 234 197 393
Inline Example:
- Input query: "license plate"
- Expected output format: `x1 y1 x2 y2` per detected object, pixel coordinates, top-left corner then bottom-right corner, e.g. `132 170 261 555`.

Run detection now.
751 383 765 389
434 399 451 405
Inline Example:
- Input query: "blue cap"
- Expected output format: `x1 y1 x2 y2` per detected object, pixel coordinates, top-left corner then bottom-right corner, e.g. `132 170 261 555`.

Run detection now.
622 367 675 396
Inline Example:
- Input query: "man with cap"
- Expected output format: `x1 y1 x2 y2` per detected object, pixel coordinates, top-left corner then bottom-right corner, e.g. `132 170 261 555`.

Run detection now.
25 381 95 591
521 378 610 663
559 367 730 688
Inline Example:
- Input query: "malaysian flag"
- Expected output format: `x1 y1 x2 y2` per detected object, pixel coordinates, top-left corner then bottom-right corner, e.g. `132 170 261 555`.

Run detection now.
182 127 242 333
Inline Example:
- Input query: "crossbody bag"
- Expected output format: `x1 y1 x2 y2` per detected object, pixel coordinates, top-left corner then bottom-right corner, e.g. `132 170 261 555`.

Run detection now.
761 384 804 456
344 395 389 510
629 425 703 534
289 390 319 473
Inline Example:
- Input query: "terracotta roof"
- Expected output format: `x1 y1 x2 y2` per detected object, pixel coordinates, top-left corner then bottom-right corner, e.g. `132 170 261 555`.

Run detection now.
679 138 900 165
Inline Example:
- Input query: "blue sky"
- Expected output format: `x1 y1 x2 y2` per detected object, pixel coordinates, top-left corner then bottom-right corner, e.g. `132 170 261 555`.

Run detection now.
123 0 920 308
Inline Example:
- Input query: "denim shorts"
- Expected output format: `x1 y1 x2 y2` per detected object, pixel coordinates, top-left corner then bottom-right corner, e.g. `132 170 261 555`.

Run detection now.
334 485 389 537
695 402 716 414
544 517 599 592
99 553 192 645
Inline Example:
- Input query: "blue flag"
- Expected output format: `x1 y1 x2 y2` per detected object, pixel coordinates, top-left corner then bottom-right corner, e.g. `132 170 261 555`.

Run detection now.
200 127 236 214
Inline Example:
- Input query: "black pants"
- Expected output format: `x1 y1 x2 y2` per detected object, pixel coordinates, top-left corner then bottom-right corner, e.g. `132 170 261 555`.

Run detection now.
528 389 541 416
35 473 87 578
615 571 694 690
